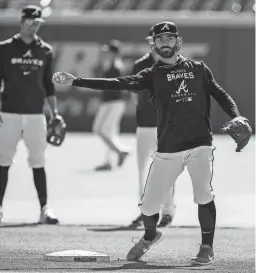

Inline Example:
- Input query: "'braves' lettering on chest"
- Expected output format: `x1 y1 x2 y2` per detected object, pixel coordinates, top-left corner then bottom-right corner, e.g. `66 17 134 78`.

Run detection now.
167 72 194 81
11 50 44 67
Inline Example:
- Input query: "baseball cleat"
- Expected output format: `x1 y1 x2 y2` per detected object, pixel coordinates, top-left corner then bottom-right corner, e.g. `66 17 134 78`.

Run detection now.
118 151 129 167
0 206 3 223
126 229 164 261
39 205 59 225
190 244 215 265
158 214 173 227
94 163 112 171
129 214 143 228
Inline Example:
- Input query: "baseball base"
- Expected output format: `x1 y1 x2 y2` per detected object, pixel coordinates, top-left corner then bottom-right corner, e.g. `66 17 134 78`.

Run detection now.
44 250 110 262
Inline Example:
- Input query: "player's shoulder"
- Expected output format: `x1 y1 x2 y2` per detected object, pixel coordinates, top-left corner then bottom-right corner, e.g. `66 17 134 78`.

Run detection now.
134 53 152 66
136 67 153 76
36 37 53 53
133 53 154 74
0 36 15 48
0 38 13 46
180 56 204 68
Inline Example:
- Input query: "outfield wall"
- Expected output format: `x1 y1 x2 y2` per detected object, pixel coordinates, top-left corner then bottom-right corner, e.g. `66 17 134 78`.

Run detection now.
0 12 255 133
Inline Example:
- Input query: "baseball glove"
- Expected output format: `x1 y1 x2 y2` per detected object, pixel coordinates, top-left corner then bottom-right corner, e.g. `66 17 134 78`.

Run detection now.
47 115 66 146
222 116 252 152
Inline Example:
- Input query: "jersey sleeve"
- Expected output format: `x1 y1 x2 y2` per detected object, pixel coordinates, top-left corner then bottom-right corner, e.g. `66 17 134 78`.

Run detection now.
43 49 56 97
72 68 154 93
202 62 240 118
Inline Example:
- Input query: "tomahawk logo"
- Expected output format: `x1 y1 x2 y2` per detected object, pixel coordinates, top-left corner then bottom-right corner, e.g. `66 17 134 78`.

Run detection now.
176 80 188 94
23 50 33 58
161 24 170 31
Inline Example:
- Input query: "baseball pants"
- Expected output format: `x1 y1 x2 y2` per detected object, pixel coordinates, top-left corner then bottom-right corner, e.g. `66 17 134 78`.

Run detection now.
0 112 47 168
92 100 129 160
136 127 176 216
139 145 215 216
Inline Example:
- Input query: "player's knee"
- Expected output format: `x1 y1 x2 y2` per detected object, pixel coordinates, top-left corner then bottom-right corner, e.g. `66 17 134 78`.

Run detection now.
139 202 161 216
28 155 45 168
95 128 109 139
93 125 104 136
194 192 215 205
92 123 99 134
0 154 15 166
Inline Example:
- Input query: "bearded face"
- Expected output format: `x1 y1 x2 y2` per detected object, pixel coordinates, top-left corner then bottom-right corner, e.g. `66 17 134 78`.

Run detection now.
153 33 179 59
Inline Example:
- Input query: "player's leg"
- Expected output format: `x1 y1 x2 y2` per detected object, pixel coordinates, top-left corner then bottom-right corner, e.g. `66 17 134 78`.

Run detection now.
127 152 185 261
106 100 130 167
22 114 58 224
94 101 129 167
159 184 176 227
136 127 157 198
101 100 129 167
0 113 22 222
93 103 111 169
93 102 127 169
186 145 216 265
93 102 113 170
129 127 157 227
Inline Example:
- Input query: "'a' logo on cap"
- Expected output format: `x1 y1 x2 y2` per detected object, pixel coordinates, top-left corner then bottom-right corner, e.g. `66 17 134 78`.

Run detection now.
161 24 170 31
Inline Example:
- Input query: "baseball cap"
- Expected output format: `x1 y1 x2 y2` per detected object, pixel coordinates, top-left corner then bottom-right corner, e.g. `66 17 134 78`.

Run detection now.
21 5 44 23
152 21 178 38
103 39 121 54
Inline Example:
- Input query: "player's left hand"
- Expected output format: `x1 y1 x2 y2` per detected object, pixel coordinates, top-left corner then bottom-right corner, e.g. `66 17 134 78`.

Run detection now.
222 116 252 152
47 114 67 146
52 72 76 86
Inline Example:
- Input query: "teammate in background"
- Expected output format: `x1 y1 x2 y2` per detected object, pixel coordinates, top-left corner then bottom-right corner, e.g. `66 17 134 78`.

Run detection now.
92 40 130 171
0 5 61 224
130 27 176 228
53 21 251 264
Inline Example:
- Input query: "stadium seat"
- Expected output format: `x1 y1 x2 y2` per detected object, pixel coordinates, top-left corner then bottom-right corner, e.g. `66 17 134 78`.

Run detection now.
158 0 180 10
1 0 254 12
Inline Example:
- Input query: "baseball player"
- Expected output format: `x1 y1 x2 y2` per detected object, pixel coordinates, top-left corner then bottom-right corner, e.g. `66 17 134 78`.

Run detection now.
0 5 61 224
52 21 251 265
130 27 176 228
92 40 129 171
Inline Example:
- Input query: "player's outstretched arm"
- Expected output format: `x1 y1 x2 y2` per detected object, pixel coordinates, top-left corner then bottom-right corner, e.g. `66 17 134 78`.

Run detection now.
52 69 153 92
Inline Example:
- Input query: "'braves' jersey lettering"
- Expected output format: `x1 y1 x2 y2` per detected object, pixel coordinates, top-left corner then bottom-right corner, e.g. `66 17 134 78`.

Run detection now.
11 58 44 66
167 72 194 81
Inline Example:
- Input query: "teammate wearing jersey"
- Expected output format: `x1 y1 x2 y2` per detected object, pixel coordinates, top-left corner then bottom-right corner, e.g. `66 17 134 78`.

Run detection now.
0 6 60 224
130 27 175 228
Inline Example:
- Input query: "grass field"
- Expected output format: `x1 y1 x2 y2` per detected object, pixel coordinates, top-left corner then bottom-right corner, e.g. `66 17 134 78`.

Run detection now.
0 134 255 272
